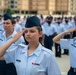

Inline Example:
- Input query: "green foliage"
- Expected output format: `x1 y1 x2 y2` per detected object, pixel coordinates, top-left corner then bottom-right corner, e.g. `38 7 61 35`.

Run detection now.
6 9 14 14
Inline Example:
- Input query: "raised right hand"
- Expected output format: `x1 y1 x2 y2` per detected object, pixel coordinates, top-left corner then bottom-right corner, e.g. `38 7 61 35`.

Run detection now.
12 30 25 43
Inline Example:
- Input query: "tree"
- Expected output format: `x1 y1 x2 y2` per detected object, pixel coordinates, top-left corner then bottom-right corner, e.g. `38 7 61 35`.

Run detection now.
6 8 14 14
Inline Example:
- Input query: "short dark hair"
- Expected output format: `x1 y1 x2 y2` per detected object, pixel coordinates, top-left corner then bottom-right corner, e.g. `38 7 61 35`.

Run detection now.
36 26 42 32
36 26 43 44
11 19 16 24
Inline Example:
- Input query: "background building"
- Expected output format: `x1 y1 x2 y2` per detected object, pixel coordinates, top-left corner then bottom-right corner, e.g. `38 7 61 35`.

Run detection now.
70 0 76 15
8 0 29 14
55 0 69 15
49 0 55 15
0 0 70 15
0 0 8 14
30 0 49 14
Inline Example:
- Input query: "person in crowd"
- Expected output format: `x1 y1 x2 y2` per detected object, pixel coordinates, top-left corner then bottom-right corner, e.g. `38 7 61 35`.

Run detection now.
53 28 76 75
0 16 61 75
21 16 27 30
54 17 65 57
40 14 45 25
42 16 56 50
0 13 24 75
62 17 72 55
14 16 22 32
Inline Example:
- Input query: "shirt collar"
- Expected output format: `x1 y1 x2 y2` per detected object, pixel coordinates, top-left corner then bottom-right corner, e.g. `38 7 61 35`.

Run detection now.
2 30 17 39
33 43 42 57
20 43 43 57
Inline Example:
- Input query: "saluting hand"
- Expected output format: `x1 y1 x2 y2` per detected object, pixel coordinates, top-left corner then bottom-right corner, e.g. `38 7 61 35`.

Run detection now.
12 30 25 43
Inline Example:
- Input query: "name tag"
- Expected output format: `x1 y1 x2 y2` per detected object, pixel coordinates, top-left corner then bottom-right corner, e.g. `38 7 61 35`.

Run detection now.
16 59 21 62
32 62 40 66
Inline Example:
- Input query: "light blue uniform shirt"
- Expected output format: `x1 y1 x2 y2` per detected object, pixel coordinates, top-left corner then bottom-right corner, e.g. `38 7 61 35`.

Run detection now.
41 25 45 34
14 23 22 32
21 22 26 30
60 38 76 68
0 30 24 50
4 43 61 75
42 22 56 36
63 23 72 35
55 23 65 34
72 22 76 28
63 22 72 30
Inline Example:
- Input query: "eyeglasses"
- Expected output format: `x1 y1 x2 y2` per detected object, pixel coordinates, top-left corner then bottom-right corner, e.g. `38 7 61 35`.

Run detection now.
3 22 11 24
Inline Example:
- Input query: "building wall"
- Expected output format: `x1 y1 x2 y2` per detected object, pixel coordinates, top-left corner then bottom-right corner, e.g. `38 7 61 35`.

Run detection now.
0 0 70 15
49 0 55 14
37 0 49 14
29 0 49 14
55 0 69 14
70 0 76 15
0 0 8 14
18 0 29 10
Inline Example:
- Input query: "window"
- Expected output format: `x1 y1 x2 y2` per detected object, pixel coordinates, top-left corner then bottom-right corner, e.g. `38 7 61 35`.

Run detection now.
15 6 17 8
21 11 24 14
15 1 17 4
14 10 19 14
11 5 14 8
26 11 37 14
11 1 14 4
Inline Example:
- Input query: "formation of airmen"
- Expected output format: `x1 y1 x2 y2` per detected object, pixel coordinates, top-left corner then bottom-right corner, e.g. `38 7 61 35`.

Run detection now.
40 14 76 57
0 13 76 75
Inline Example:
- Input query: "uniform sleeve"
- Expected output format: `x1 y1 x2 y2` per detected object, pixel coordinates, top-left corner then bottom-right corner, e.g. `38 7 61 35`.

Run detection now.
60 39 70 49
53 25 57 33
3 47 17 64
42 25 45 34
70 24 73 28
62 25 66 32
46 53 61 75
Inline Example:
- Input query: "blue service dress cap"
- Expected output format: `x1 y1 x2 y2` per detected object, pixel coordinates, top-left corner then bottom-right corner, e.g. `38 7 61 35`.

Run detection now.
25 16 41 28
13 17 16 19
3 13 12 20
46 16 53 20
57 17 62 20
16 16 20 19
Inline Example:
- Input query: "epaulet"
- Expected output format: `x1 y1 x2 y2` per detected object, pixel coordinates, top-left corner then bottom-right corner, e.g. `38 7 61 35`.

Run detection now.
18 43 26 48
42 46 53 55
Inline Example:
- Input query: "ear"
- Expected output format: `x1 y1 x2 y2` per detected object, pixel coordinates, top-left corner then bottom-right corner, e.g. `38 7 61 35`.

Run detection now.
39 31 43 37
